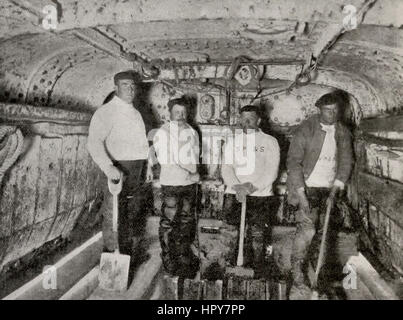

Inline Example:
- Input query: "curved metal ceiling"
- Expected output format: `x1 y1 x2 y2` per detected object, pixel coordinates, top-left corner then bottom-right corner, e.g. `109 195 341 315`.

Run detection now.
0 0 402 117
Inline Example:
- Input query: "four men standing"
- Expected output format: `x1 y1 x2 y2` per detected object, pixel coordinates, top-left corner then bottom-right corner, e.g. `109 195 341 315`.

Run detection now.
88 71 353 298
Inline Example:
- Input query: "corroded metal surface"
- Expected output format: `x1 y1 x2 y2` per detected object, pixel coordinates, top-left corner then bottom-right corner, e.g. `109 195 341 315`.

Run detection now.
0 102 91 123
1 0 402 41
0 120 103 271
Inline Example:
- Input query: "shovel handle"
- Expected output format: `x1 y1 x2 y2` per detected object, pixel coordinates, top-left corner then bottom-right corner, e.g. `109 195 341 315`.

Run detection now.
108 173 122 249
313 199 333 287
236 200 247 266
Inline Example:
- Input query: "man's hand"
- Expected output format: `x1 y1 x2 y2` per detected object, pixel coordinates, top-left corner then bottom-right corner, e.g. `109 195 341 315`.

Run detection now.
243 182 258 194
106 164 122 182
326 185 339 208
235 187 248 203
233 182 256 202
146 165 154 182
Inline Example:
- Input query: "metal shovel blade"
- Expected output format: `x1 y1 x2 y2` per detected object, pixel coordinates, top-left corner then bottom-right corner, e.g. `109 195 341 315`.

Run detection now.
98 174 131 292
99 251 131 292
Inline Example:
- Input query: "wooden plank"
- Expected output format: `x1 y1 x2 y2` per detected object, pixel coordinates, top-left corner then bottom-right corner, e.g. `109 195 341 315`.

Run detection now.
35 138 63 223
344 275 375 300
12 135 41 232
358 172 403 227
59 266 99 300
203 280 223 300
30 123 89 137
348 253 399 300
2 232 102 300
361 132 403 148
125 241 162 300
226 278 247 300
59 135 79 213
277 281 287 300
73 136 89 207
360 115 403 133
183 279 203 300
267 280 287 300
364 143 403 184
0 136 41 237
163 276 179 300
246 279 267 300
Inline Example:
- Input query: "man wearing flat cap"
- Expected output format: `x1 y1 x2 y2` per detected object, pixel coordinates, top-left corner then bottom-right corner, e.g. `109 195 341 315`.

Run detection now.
87 71 149 256
286 92 353 299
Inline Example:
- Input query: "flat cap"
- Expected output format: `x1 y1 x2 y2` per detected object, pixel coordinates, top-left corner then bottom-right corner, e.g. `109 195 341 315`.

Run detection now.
113 70 142 85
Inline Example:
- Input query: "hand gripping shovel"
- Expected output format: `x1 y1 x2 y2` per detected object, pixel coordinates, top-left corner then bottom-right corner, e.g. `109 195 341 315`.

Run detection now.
99 174 131 292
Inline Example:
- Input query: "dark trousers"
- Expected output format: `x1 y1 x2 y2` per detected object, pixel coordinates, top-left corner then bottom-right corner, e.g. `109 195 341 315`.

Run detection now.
291 187 342 286
159 184 197 272
223 194 279 270
100 160 147 255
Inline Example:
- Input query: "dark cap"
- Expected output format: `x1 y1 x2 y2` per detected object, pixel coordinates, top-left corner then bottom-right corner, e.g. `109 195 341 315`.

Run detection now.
315 92 342 109
167 97 190 112
240 104 261 117
113 71 142 85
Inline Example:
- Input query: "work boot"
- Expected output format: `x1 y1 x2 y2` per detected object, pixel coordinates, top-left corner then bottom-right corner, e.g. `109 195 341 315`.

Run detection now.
289 283 312 300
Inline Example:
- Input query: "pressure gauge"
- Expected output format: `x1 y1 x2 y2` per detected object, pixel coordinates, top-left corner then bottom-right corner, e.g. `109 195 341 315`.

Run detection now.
199 94 215 120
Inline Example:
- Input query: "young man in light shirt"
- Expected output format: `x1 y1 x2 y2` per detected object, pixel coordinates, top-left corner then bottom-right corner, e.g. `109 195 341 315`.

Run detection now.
286 92 353 299
221 105 280 277
152 97 200 276
87 71 149 256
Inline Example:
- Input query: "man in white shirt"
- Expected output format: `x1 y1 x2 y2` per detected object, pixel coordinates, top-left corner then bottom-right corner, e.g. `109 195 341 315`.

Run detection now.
221 105 280 277
286 92 353 299
151 97 200 276
87 71 149 256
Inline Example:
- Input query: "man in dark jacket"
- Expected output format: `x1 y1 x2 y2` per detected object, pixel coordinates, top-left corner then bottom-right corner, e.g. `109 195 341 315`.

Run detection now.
286 92 353 299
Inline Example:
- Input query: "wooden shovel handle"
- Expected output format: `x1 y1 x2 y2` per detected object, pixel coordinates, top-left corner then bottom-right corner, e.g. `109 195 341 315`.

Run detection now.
236 200 247 266
313 199 333 287
107 173 122 245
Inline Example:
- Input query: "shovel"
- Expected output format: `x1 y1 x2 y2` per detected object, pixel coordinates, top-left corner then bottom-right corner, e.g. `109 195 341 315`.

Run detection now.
226 200 254 279
99 173 131 292
311 199 333 300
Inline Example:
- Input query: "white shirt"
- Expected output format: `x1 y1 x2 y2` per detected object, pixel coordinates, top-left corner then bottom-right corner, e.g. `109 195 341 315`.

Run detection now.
87 96 149 173
221 129 280 197
305 124 338 188
153 122 199 186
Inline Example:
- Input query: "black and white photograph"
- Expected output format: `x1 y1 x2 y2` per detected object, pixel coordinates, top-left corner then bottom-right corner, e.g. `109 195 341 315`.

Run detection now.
0 0 402 304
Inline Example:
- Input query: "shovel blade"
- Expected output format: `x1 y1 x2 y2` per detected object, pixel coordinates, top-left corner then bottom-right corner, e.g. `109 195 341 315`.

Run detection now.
99 252 131 292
